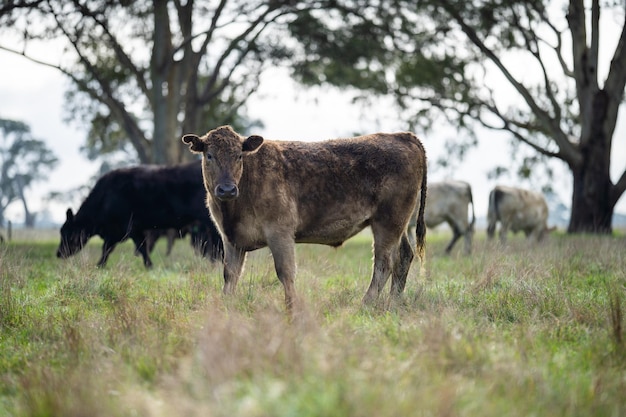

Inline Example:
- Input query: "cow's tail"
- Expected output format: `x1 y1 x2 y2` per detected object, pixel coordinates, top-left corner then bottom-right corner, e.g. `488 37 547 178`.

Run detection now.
415 170 427 268
467 185 476 234
486 188 499 239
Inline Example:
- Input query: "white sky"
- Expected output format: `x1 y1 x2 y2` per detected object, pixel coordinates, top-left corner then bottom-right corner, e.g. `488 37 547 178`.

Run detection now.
0 47 624 225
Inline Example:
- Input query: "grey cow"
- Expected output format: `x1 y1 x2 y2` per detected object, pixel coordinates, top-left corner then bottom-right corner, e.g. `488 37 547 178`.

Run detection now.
409 180 476 255
487 185 549 243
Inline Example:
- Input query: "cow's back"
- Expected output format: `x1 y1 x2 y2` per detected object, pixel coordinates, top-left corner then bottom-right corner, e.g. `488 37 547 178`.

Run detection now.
210 132 426 248
76 161 207 234
496 186 547 230
488 186 548 241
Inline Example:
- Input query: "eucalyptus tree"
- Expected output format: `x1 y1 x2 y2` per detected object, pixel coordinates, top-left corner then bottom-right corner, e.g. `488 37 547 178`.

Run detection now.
0 1 322 165
288 0 626 233
0 118 59 227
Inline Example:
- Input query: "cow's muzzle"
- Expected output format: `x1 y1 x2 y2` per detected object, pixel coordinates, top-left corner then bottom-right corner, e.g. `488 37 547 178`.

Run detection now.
215 183 239 201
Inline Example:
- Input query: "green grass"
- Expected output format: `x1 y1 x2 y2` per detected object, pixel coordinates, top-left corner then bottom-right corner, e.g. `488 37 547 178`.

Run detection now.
0 229 625 416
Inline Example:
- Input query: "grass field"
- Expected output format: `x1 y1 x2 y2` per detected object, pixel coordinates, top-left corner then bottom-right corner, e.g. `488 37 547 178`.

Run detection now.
1 228 625 416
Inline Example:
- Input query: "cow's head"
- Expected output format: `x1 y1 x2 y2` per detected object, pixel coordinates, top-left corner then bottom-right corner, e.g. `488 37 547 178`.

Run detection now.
182 125 263 202
56 208 89 258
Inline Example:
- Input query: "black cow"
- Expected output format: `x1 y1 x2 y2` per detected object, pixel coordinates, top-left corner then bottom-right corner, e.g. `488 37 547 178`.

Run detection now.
56 161 223 267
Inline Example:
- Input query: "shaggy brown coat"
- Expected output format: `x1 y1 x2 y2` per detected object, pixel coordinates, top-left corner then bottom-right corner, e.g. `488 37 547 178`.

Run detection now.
182 125 427 311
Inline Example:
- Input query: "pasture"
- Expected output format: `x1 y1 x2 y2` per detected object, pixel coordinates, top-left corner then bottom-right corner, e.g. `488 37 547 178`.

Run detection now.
1 228 625 416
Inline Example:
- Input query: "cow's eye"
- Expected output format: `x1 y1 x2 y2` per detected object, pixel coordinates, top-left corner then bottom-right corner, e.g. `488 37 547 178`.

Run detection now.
238 154 243 161
205 152 213 161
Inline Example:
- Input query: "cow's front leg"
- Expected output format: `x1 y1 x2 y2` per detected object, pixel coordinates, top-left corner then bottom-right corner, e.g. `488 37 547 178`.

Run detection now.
363 228 395 304
97 240 117 268
266 233 297 313
223 242 247 294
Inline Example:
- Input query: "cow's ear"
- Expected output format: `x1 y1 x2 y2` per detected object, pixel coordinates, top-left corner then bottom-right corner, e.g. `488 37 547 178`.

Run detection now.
242 135 263 153
182 134 206 153
66 208 74 222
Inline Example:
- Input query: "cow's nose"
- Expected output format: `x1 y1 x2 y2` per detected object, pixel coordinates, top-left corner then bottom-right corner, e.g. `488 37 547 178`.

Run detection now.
215 183 239 200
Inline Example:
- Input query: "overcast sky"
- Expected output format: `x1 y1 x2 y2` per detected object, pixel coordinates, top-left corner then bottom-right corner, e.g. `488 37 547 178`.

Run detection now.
0 47 624 226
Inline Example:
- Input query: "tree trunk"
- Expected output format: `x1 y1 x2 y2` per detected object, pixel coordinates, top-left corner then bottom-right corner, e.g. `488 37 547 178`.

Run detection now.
151 0 173 165
568 90 614 234
569 167 614 233
16 177 35 228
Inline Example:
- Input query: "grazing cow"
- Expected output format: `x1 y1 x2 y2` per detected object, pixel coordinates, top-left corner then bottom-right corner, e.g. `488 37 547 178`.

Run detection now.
408 180 475 255
142 223 223 259
487 185 549 243
142 228 183 256
56 161 223 268
182 125 427 312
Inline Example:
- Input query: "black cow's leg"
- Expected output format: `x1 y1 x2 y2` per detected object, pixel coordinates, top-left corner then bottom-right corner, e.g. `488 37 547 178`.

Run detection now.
133 236 153 268
223 242 246 294
97 240 117 267
390 232 414 296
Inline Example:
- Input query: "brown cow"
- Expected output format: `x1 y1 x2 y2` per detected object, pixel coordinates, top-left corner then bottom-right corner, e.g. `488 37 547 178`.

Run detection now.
487 185 549 243
182 125 427 312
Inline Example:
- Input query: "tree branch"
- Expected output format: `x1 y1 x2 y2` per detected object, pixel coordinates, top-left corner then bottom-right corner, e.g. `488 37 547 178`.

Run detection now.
604 4 626 98
440 1 582 166
612 168 626 208
50 7 151 162
198 5 283 103
70 0 150 97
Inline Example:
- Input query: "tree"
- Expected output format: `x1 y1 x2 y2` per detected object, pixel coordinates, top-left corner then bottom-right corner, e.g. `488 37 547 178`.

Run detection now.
288 0 626 234
0 118 59 228
0 1 308 165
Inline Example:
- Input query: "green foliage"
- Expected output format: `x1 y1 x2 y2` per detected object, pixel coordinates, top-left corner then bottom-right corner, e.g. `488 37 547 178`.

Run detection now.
288 9 391 92
0 230 625 416
284 0 626 233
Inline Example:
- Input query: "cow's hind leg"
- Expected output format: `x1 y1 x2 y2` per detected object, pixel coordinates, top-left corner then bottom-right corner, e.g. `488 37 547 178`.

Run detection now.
266 233 297 314
390 232 414 297
499 223 509 244
444 225 462 255
132 235 153 268
363 224 399 304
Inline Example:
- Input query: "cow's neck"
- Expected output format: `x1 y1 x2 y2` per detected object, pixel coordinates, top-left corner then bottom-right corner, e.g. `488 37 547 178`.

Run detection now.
73 210 97 237
212 199 237 243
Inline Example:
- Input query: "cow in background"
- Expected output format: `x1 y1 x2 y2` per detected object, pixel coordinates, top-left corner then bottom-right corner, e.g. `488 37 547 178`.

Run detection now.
56 161 223 268
487 185 549 243
409 180 475 255
142 223 224 260
182 125 427 312
142 228 183 256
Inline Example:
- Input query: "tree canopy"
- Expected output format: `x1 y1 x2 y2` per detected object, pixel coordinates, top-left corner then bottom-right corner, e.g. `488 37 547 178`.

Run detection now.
286 0 626 233
0 0 305 165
